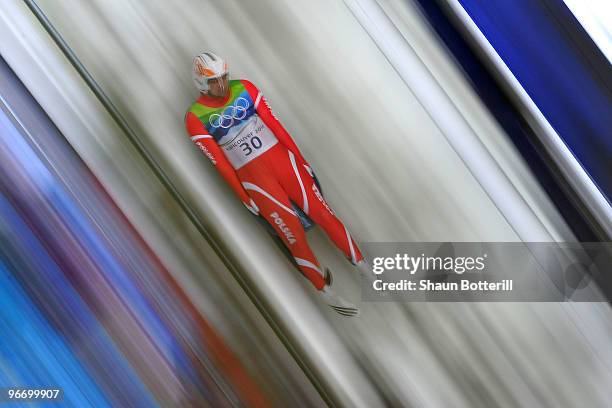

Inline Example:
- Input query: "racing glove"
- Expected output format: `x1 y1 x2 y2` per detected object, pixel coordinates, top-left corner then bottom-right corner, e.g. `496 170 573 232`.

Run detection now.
244 198 259 216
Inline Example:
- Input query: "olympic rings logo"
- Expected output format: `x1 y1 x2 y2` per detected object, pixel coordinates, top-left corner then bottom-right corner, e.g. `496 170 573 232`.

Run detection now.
209 97 250 129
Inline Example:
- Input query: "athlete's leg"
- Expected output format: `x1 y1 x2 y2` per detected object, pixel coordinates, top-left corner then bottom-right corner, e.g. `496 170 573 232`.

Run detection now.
238 171 327 290
276 150 364 265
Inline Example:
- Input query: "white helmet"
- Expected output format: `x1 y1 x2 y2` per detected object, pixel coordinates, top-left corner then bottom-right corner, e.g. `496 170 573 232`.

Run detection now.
192 52 228 93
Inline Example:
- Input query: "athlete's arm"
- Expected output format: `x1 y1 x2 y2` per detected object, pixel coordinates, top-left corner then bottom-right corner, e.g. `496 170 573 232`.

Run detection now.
241 80 309 165
185 111 258 214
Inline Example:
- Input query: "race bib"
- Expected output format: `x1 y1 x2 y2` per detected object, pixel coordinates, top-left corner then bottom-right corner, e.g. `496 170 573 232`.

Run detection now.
219 114 278 169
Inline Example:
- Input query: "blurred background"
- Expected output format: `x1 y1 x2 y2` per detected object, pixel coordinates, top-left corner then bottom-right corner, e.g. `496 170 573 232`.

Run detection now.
0 0 610 406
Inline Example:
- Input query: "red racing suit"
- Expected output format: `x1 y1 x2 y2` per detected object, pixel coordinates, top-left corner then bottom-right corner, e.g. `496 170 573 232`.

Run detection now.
185 79 363 290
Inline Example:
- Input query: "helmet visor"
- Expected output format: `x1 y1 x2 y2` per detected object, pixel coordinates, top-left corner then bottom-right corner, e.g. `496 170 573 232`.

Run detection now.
207 73 229 96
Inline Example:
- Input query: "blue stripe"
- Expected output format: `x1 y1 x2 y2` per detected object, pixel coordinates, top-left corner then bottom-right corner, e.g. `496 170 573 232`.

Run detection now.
458 0 612 203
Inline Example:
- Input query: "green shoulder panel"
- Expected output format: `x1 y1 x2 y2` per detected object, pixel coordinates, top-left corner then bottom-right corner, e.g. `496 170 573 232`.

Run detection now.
229 79 246 95
188 80 247 119
188 101 210 118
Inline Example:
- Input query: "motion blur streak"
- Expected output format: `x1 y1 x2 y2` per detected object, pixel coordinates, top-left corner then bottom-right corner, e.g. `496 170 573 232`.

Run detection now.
1 0 612 407
0 62 271 406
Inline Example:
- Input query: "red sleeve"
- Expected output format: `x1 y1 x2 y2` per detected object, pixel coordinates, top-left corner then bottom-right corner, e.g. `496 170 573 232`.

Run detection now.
241 79 308 164
185 111 252 205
